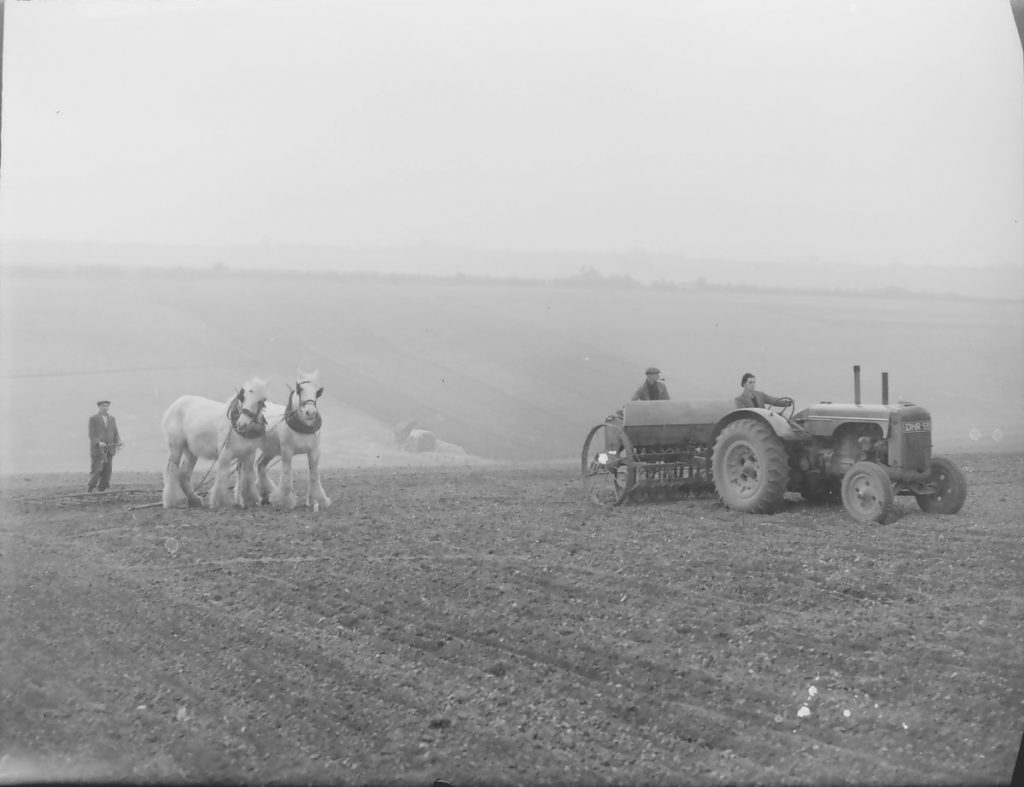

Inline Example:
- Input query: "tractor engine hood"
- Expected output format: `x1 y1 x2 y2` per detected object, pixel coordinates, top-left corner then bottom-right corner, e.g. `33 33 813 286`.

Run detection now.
793 401 928 438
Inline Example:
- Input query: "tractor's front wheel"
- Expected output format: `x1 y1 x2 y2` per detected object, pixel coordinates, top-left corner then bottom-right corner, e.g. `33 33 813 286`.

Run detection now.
841 461 895 524
711 419 789 513
915 456 967 515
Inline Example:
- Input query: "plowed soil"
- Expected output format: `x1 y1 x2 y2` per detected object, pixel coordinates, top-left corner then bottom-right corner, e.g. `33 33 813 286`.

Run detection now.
2 453 1022 785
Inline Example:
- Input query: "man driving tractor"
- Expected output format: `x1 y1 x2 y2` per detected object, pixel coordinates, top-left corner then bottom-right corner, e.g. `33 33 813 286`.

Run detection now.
734 372 792 409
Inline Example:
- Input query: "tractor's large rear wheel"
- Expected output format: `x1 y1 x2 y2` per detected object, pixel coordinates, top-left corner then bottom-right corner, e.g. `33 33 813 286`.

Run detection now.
841 461 895 524
581 422 635 506
915 456 967 514
711 419 789 513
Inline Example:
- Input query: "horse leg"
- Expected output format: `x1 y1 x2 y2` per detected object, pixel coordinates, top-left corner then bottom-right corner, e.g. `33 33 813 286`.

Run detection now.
237 453 261 508
208 452 234 510
256 452 277 505
178 449 204 507
233 458 248 508
307 445 331 511
162 442 187 508
270 448 298 510
232 456 251 508
233 460 243 507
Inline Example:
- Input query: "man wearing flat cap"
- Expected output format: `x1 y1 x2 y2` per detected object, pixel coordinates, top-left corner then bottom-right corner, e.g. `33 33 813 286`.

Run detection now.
631 367 670 401
88 399 121 492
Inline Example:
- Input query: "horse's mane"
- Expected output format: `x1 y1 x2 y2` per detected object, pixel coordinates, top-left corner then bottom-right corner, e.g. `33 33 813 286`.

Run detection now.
243 377 270 400
296 369 320 386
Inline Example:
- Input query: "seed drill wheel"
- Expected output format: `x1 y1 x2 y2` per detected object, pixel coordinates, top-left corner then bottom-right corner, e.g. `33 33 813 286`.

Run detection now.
841 461 895 524
581 422 636 506
711 418 789 513
915 456 967 514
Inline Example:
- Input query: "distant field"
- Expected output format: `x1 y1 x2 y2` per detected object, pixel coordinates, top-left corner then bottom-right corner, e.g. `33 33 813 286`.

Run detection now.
1 269 1022 474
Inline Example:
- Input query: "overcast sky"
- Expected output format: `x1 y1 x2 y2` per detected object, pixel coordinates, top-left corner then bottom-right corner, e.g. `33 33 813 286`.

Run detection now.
1 0 1022 268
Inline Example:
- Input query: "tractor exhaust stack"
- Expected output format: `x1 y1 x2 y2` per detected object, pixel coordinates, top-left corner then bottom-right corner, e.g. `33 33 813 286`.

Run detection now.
853 365 861 405
882 372 889 405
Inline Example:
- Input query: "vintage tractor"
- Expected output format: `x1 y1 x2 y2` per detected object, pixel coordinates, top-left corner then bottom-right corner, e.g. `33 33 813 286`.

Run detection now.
581 366 967 524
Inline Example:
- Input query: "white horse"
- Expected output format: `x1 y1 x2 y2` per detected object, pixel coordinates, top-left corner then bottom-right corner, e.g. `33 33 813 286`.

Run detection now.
252 370 331 511
161 378 271 510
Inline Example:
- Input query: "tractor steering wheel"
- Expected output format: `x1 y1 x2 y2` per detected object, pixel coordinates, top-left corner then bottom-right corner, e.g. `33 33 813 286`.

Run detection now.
770 397 795 419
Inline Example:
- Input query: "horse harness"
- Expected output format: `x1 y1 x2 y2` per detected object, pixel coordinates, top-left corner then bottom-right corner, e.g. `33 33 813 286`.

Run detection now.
285 380 323 435
227 394 268 438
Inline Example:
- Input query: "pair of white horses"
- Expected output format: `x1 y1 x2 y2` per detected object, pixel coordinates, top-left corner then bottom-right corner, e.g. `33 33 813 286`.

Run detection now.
160 371 331 511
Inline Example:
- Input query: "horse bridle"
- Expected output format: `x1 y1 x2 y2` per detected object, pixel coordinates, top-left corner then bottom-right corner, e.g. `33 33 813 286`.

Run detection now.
285 380 323 434
227 390 268 437
297 379 321 409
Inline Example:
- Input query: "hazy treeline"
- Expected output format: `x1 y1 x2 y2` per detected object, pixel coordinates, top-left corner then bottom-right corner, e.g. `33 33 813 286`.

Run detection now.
2 238 1021 300
3 261 1014 303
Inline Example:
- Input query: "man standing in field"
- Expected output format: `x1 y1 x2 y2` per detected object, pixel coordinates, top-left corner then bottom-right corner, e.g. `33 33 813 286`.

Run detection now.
88 399 121 492
632 367 670 401
734 373 791 409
